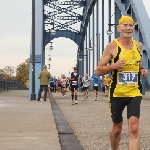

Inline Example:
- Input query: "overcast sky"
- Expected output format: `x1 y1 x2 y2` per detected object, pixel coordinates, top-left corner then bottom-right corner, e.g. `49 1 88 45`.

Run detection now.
0 0 149 78
0 1 32 71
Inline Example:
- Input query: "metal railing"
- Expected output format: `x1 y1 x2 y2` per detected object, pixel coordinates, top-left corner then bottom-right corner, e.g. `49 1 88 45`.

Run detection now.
0 79 28 92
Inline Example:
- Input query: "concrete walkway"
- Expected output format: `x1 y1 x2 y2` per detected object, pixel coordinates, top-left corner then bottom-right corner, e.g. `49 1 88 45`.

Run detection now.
52 91 150 150
0 90 60 150
0 90 150 150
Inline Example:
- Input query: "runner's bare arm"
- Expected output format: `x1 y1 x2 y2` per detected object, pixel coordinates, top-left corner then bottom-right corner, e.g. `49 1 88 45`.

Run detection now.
78 77 80 82
136 41 148 77
95 42 116 75
67 77 74 80
136 41 144 70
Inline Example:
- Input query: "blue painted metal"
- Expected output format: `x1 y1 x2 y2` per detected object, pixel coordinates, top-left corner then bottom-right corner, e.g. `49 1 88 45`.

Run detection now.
96 0 99 66
92 4 95 72
88 15 91 77
114 5 121 38
29 63 41 98
29 0 44 99
114 0 150 94
79 49 84 76
101 0 104 52
44 30 80 47
97 33 100 65
43 0 86 81
85 33 88 73
108 0 111 43
43 0 86 54
30 55 42 63
44 0 84 21
79 0 97 43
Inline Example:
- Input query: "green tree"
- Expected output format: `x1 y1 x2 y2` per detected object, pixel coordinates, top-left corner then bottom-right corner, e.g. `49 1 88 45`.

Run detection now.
0 69 4 78
16 58 29 87
2 66 16 79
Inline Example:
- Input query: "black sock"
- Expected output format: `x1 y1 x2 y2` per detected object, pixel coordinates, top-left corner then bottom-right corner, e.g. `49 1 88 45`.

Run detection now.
72 95 74 100
75 95 77 100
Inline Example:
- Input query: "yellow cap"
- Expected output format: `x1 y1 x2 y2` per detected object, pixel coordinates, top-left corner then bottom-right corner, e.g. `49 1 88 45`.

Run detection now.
119 16 134 25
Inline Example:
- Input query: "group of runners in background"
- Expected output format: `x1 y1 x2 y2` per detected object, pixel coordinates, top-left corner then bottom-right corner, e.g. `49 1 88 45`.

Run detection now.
49 67 111 104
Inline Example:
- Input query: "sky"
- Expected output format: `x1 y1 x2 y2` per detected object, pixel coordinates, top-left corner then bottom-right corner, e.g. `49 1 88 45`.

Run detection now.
0 1 32 69
0 0 150 78
0 0 79 78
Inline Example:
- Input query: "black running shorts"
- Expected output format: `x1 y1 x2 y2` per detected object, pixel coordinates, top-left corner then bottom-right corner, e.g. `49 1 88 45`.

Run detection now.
109 96 142 123
93 86 98 91
70 85 78 92
83 87 88 91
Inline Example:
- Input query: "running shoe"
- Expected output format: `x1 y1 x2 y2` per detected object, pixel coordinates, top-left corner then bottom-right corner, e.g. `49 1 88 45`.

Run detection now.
95 96 97 101
72 101 75 105
75 100 78 104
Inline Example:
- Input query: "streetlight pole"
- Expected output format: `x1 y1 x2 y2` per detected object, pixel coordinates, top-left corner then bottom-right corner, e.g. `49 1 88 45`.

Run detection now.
78 54 87 76
78 54 88 61
49 42 54 50
50 22 56 35
108 1 112 43
106 13 118 36
44 22 56 35
88 33 100 65
97 33 100 65
31 0 36 100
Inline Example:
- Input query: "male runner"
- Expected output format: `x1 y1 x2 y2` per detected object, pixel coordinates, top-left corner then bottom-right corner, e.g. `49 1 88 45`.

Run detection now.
96 16 148 150
91 70 100 101
82 73 90 99
104 74 111 97
68 67 80 105
61 74 67 97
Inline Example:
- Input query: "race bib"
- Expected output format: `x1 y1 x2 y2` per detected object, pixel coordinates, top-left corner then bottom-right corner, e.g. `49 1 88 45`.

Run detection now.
93 84 98 86
119 72 138 86
72 81 77 85
62 84 66 88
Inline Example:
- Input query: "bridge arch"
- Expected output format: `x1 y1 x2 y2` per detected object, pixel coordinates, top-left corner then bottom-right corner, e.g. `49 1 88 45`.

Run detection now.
44 30 80 47
45 37 78 77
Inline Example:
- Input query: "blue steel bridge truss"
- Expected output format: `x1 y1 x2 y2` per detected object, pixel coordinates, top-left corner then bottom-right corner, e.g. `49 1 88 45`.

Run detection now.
43 0 85 46
29 0 150 99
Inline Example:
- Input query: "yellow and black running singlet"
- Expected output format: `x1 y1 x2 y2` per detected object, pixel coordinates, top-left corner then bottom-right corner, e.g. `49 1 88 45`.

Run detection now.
109 39 142 97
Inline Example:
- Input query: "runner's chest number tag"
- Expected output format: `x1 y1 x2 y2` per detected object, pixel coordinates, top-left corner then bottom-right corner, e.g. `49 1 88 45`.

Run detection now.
119 72 138 86
72 81 77 85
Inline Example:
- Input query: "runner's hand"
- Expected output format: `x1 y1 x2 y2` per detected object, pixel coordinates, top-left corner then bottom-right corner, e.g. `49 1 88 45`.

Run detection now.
113 58 125 69
141 69 148 78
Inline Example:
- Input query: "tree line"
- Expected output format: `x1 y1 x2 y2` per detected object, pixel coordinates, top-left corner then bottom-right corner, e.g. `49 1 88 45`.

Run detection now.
0 58 29 88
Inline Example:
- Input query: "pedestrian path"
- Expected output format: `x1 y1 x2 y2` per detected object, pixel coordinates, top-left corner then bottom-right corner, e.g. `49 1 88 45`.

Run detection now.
52 90 150 150
0 90 60 150
0 90 150 150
